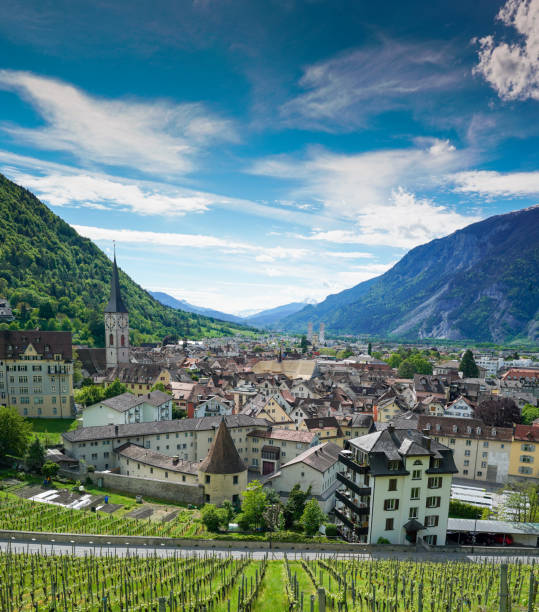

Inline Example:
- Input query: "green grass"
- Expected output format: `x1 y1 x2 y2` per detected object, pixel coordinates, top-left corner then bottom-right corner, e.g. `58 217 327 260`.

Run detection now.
252 561 288 612
26 417 80 446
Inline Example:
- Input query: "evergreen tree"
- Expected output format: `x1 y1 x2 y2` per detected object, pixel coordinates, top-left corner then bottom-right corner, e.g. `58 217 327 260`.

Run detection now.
459 350 479 378
284 483 312 528
367 342 372 355
26 436 45 472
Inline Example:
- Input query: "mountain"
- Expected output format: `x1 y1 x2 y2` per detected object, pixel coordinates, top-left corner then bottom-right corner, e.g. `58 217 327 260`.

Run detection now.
0 173 252 345
150 291 243 323
151 291 313 328
244 301 315 327
282 207 539 343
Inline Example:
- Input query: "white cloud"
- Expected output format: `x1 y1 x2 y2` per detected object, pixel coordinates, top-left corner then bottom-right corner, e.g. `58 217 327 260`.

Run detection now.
452 170 539 196
0 70 236 174
474 0 539 101
323 251 374 259
280 41 462 130
251 140 479 248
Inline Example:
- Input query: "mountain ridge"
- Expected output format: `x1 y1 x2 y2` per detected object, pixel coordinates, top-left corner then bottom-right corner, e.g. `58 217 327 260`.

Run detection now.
281 206 539 343
0 173 252 345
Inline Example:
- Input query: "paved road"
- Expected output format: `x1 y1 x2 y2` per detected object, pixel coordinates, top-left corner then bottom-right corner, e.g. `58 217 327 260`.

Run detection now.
0 538 534 564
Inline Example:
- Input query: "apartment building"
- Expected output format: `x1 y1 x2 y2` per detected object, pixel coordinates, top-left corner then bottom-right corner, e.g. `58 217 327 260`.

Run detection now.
62 414 267 470
334 425 457 545
417 416 512 483
0 330 74 418
246 428 318 475
508 424 539 484
82 390 172 427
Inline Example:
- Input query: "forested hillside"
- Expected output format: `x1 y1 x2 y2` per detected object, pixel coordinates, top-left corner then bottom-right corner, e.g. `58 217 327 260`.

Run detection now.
0 174 252 345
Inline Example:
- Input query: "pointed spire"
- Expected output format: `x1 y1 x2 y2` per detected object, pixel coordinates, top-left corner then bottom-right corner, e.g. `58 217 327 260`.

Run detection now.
198 419 246 474
104 251 128 313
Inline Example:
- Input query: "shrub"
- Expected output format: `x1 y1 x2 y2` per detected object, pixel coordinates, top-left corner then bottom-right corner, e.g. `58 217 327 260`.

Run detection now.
201 504 221 532
325 523 338 537
449 500 482 519
377 537 390 544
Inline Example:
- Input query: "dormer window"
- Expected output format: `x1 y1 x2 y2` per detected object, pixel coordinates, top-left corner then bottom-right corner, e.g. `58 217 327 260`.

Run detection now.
491 428 496 436
466 426 472 434
476 427 482 435
452 425 458 433
388 460 400 471
425 423 431 431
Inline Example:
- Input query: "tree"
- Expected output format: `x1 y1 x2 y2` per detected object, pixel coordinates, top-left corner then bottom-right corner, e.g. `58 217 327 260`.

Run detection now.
201 504 221 532
221 500 235 523
521 403 539 425
300 335 308 353
42 461 60 480
0 406 32 462
103 379 128 399
240 480 268 530
26 436 45 472
387 353 402 369
475 397 520 428
74 384 105 407
262 503 282 532
397 355 432 378
151 382 167 393
367 342 372 356
397 359 416 379
498 483 538 523
459 350 479 378
283 483 312 528
300 498 325 536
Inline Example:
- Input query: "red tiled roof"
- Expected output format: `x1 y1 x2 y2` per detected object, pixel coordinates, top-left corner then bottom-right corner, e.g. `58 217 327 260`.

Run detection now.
514 424 539 442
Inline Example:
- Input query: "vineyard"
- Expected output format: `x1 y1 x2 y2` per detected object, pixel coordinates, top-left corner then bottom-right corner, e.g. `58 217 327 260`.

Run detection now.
0 493 206 538
0 549 536 611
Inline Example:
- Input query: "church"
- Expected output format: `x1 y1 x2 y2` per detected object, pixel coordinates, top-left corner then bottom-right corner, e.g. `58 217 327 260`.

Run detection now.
104 253 130 369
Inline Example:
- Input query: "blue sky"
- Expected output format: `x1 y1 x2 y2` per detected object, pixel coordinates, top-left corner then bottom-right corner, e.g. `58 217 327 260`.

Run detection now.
0 0 538 314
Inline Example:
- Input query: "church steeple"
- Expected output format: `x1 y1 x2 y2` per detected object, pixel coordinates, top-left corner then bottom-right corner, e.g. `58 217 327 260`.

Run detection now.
104 247 130 369
105 250 128 314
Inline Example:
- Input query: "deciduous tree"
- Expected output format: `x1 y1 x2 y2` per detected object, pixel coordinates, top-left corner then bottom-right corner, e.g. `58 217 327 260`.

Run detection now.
0 406 32 463
475 397 520 427
301 498 325 536
26 436 45 472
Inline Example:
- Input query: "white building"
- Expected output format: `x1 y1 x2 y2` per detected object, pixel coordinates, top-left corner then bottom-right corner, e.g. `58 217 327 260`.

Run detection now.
334 424 457 546
194 395 233 418
264 442 342 513
82 390 172 427
444 396 475 419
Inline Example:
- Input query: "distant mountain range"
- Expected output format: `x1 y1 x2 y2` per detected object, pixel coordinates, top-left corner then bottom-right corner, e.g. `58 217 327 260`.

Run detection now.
281 206 539 343
150 291 311 328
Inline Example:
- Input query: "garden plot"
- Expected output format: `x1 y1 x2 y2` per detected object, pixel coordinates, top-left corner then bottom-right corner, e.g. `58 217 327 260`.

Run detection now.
28 488 102 509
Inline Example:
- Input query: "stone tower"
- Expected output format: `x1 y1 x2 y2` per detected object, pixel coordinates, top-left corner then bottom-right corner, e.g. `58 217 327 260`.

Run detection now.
307 321 313 342
104 253 130 369
319 322 325 345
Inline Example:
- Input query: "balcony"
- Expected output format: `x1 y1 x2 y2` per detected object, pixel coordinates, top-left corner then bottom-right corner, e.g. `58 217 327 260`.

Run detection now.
337 472 371 496
334 508 369 536
335 490 370 516
339 453 369 474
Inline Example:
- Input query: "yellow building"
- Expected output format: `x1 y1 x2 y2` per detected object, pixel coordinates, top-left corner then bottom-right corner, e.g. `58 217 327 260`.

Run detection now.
375 397 403 422
103 365 171 396
198 420 247 506
508 424 539 484
240 394 294 428
0 331 74 418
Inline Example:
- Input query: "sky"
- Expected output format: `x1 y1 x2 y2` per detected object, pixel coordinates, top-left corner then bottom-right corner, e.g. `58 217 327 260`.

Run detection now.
0 0 538 315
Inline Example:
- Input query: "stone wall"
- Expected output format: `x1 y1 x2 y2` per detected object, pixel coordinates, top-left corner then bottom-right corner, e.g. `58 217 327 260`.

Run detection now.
91 471 204 505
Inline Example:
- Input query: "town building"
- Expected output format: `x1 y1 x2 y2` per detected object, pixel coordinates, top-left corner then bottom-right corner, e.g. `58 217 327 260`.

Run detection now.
198 420 248 505
0 298 14 322
246 428 318 475
117 443 199 484
264 442 342 513
508 423 539 484
417 415 512 483
444 396 475 419
82 390 172 427
0 330 74 418
335 424 457 545
194 394 233 418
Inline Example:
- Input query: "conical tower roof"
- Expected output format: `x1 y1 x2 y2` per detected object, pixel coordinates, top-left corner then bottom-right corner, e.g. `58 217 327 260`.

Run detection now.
198 419 246 474
105 255 128 313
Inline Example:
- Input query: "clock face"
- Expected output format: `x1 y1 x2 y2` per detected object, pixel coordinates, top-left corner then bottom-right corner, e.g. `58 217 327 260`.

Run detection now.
120 315 128 328
105 315 114 330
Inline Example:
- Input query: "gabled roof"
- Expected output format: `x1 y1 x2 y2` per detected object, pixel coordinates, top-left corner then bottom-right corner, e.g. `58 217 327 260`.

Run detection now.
104 255 128 313
116 443 199 474
198 420 246 474
280 442 340 473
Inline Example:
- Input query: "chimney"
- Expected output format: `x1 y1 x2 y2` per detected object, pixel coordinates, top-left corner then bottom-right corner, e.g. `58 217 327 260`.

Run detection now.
172 456 179 464
422 432 431 450
387 422 394 434
114 425 119 436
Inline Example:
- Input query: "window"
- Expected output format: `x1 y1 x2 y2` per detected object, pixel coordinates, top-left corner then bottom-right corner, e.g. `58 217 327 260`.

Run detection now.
233 475 238 485
476 471 482 477
388 478 397 491
465 440 472 446
465 450 471 457
383 499 399 511
109 333 114 346
427 477 442 489
385 518 394 531
205 475 210 483
482 452 488 458
521 443 535 452
426 496 441 508
481 461 487 468
449 438 455 445
409 507 418 519
424 534 437 545
518 466 533 475
520 455 534 463
483 441 489 448
410 487 420 500
425 515 439 527
432 459 441 469
463 469 468 475
388 460 400 471
464 460 469 466
412 469 421 480
164 472 168 479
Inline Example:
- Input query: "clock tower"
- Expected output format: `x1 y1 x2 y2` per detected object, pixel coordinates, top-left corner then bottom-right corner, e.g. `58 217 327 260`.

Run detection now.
104 252 129 369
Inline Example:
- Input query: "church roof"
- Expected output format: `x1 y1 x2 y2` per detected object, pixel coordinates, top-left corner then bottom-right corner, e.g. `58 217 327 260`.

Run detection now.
198 419 246 474
105 256 128 313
